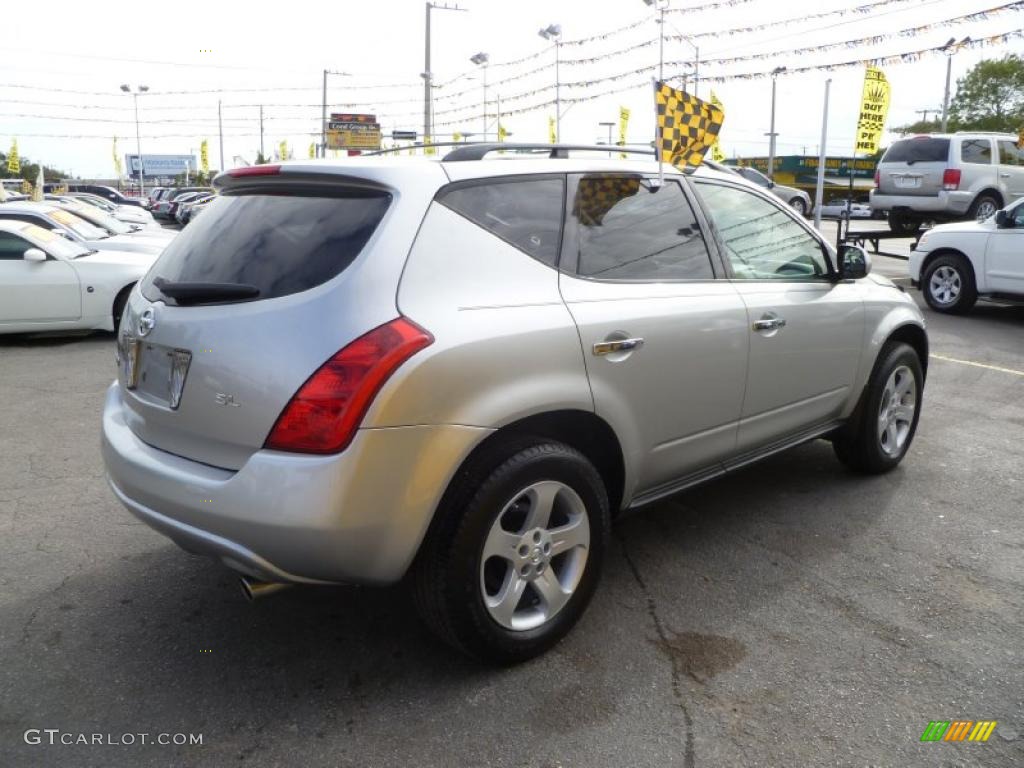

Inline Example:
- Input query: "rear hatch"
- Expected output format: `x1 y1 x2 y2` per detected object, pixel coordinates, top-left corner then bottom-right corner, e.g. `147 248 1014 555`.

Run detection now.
118 175 398 470
877 137 950 197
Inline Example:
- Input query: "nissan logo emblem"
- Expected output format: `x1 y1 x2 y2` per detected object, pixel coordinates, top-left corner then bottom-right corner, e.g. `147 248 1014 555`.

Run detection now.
138 308 155 338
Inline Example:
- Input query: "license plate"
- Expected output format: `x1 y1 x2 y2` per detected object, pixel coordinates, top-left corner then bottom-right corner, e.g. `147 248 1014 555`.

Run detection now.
894 174 921 189
133 342 192 409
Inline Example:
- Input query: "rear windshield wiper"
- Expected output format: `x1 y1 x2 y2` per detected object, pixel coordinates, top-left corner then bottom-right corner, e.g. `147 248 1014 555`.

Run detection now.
153 277 260 305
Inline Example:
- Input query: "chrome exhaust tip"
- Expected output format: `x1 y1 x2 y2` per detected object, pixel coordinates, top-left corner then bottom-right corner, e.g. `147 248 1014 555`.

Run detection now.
239 576 292 602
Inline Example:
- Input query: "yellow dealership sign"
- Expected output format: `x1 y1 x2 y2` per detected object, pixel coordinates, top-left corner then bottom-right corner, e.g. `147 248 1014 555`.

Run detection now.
855 67 890 156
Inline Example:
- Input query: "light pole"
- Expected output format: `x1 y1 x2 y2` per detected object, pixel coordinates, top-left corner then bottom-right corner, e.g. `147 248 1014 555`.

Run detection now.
766 66 786 181
120 84 148 196
538 24 562 142
470 52 489 141
321 70 351 157
941 36 970 132
642 0 668 83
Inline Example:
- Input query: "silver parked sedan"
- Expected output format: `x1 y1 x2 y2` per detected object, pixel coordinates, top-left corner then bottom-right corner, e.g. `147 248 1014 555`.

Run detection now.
102 148 927 662
735 165 813 216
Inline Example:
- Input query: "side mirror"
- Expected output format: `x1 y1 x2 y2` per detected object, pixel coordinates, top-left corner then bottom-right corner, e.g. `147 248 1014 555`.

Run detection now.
767 180 775 188
994 209 1008 228
23 248 47 262
838 244 871 280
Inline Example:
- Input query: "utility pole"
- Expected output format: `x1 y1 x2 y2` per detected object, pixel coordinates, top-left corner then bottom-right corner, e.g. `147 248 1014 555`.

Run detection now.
218 100 225 172
538 24 563 141
813 79 831 231
322 69 328 157
766 66 786 181
259 105 265 161
941 37 970 132
423 3 467 149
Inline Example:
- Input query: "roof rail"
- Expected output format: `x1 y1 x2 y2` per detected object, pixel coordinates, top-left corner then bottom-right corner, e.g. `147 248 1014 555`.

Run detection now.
952 131 1014 136
442 142 657 161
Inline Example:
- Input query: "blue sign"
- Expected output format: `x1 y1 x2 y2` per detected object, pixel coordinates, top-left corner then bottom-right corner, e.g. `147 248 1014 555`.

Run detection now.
125 154 198 178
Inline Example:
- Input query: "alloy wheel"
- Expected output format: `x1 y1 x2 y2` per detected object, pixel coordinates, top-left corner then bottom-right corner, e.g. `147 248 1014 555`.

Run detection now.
975 200 998 221
877 365 917 457
928 265 961 305
479 480 590 631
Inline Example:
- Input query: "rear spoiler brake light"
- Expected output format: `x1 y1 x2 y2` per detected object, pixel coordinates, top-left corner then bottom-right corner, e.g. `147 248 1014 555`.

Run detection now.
228 165 281 177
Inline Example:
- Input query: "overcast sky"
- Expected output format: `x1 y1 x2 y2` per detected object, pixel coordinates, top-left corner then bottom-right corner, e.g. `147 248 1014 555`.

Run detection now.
2 0 1020 177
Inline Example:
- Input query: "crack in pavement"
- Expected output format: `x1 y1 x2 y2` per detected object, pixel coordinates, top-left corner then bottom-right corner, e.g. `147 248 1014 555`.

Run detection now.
617 530 696 768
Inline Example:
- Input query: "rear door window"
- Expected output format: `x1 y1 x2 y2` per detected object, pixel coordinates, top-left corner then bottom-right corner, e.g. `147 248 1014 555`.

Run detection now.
568 175 715 281
881 138 950 164
960 138 993 165
437 176 565 267
141 187 391 305
998 140 1024 166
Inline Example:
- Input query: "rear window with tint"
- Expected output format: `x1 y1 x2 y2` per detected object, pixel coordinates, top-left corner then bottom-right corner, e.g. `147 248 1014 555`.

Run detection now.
141 188 391 304
881 138 950 164
438 177 565 267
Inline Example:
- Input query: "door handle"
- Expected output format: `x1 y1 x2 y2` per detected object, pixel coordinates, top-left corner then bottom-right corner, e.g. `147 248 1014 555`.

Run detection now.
1000 172 1011 178
593 338 644 356
752 315 787 332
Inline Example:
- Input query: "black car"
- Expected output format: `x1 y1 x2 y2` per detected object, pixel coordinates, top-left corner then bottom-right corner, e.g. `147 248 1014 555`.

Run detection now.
65 184 148 209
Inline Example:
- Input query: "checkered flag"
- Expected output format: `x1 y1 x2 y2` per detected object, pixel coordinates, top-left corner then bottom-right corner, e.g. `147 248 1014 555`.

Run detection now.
655 81 725 170
574 176 641 225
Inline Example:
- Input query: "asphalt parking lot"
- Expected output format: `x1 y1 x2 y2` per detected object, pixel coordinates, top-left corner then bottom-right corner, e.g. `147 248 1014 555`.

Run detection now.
1 264 1022 767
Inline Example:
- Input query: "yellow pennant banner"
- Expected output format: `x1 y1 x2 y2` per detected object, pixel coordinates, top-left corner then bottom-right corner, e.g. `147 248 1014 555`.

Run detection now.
654 81 724 170
855 67 890 156
548 116 556 144
709 91 726 162
618 106 630 158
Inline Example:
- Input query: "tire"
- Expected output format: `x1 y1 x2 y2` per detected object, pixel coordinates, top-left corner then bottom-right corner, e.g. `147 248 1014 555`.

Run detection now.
411 438 609 664
789 198 807 216
112 284 134 333
968 193 1000 222
921 253 977 314
888 210 921 235
833 342 924 474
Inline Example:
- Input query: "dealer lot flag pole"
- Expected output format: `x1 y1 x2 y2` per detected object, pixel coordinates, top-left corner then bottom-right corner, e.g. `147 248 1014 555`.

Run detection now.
654 81 724 183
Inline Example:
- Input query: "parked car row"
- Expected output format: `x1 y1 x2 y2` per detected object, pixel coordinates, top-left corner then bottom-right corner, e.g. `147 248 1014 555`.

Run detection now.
148 187 214 221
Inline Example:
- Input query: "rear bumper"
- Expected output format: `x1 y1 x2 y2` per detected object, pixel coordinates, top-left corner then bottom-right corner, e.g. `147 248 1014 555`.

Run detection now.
101 382 489 585
869 190 972 216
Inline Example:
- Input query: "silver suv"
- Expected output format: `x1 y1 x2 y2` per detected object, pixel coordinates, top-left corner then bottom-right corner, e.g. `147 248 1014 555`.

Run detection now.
871 132 1024 234
101 146 928 662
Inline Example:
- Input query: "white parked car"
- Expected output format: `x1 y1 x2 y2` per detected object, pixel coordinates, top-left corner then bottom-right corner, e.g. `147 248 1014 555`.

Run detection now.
0 220 156 334
909 197 1024 313
63 192 160 229
818 198 874 219
0 202 168 256
46 199 175 243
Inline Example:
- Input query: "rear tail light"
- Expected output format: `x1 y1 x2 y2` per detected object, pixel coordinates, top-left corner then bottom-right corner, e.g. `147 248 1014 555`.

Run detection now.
264 317 433 454
873 170 880 188
942 168 961 191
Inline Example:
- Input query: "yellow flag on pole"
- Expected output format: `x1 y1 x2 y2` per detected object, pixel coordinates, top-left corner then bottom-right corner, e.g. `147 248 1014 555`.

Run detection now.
548 116 556 144
453 131 462 143
279 140 288 161
497 123 507 143
6 139 19 174
709 91 726 162
618 106 630 158
200 140 209 173
854 67 890 156
654 81 724 170
112 137 123 178
308 142 315 158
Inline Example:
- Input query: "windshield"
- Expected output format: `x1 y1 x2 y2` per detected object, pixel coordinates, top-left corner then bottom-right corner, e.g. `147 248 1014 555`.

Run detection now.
882 137 950 164
20 222 91 259
739 167 771 187
61 203 132 234
49 208 109 239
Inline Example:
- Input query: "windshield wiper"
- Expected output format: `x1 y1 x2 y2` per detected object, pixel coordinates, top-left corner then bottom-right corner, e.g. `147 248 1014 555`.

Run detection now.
153 277 260 305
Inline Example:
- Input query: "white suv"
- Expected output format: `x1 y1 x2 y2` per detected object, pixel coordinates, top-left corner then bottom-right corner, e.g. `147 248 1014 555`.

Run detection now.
101 145 928 662
910 196 1024 313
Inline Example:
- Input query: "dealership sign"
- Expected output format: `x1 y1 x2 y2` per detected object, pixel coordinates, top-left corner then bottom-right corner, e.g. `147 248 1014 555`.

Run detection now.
125 154 199 177
326 113 382 151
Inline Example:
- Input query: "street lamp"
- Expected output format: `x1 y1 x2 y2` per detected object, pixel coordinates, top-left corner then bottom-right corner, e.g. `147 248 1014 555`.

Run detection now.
941 36 970 132
538 23 562 142
120 84 149 196
766 66 786 181
470 52 490 141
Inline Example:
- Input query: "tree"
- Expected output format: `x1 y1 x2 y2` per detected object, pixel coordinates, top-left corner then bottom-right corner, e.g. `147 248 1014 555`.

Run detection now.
948 54 1024 132
893 118 941 136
